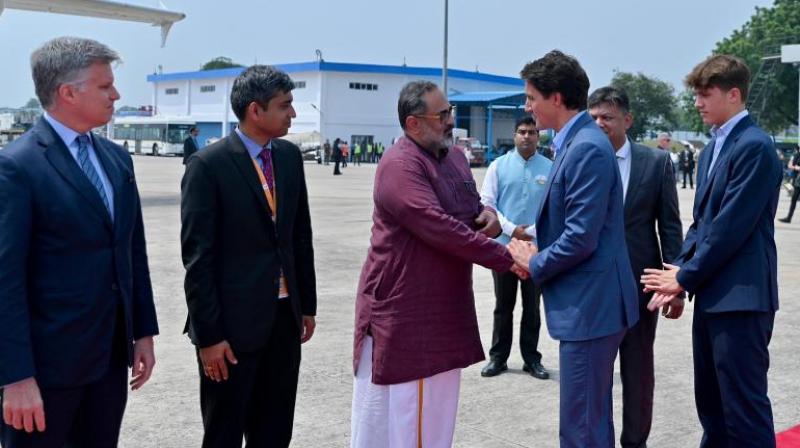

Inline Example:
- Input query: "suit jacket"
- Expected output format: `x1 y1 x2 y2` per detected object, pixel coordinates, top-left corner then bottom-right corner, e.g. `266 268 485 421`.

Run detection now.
0 118 158 388
680 149 695 171
183 136 199 165
676 115 782 312
181 132 317 352
529 112 639 341
624 143 683 305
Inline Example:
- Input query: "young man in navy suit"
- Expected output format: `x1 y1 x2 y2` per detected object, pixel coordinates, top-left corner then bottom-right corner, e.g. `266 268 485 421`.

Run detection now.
508 50 639 448
0 37 158 448
644 55 782 447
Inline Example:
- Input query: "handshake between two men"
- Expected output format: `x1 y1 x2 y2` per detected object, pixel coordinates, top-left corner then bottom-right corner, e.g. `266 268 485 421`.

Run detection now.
472 209 534 281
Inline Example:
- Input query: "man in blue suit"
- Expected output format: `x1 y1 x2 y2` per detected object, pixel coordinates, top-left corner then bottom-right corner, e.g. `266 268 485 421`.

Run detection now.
0 37 159 448
643 55 782 447
508 50 639 447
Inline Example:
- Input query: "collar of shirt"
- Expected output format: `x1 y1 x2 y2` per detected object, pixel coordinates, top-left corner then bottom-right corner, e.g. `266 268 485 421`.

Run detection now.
710 109 749 141
616 137 631 160
405 135 449 161
235 127 272 158
43 112 92 152
552 110 586 155
512 147 537 163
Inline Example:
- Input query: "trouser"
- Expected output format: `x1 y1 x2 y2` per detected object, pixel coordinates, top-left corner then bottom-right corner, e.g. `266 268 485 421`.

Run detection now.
559 329 626 448
488 270 542 365
351 336 461 448
693 310 775 448
619 307 659 448
786 186 800 221
683 169 694 188
198 301 301 448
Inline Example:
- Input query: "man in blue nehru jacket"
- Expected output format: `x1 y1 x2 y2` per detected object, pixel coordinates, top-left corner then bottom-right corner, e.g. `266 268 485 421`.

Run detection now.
479 116 552 380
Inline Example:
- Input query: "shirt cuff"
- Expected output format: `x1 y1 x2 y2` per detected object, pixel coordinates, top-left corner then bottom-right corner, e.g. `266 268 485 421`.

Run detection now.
501 219 517 237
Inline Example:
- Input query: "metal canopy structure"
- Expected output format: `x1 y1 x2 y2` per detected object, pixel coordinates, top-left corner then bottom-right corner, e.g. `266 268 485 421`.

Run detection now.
449 91 525 150
0 0 185 46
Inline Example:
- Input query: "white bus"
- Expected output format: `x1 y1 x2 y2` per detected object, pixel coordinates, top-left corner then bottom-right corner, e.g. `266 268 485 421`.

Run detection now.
111 116 195 156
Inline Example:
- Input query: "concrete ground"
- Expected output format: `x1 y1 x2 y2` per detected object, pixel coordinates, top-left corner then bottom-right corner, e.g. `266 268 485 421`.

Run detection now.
120 156 800 447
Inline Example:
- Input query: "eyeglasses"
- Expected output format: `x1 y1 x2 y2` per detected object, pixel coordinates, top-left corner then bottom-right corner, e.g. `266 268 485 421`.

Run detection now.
413 105 456 123
516 129 539 136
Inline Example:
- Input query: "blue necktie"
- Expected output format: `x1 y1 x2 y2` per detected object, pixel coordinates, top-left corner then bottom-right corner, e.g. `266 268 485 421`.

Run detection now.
75 135 111 216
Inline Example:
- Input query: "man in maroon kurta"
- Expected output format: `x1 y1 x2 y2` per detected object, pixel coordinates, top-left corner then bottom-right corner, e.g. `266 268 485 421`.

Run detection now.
350 81 516 447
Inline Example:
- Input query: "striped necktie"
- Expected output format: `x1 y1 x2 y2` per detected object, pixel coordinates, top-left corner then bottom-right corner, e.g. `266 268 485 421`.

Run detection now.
75 135 111 215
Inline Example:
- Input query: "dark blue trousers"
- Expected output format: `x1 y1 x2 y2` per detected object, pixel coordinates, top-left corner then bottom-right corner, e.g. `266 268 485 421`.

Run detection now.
693 310 775 448
559 329 626 448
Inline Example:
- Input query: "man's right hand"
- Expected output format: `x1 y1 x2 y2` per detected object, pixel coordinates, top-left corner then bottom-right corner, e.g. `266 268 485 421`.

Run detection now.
511 225 533 242
2 377 46 433
199 340 238 382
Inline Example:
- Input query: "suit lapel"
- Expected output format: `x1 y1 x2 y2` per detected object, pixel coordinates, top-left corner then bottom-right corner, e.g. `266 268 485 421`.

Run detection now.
535 112 590 227
271 140 291 234
92 134 127 229
226 132 277 234
37 120 112 229
694 116 752 212
624 144 646 220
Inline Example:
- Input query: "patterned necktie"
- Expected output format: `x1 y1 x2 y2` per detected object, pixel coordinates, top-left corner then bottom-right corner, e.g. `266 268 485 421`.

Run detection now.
75 135 111 215
258 144 275 194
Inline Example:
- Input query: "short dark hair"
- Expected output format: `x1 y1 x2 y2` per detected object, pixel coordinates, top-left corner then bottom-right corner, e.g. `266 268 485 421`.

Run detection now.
189 126 198 132
397 80 438 130
230 65 295 121
587 86 630 114
520 50 590 111
515 115 537 131
685 54 750 101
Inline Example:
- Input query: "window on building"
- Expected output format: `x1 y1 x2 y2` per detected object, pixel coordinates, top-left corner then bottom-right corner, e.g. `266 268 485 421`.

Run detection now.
294 80 306 89
165 88 179 95
200 85 216 93
349 82 378 91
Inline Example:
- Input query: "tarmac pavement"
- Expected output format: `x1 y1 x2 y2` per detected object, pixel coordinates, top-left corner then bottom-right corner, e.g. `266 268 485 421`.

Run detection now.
120 156 800 447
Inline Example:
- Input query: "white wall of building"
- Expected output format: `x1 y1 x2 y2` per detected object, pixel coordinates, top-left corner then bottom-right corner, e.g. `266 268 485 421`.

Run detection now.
148 66 522 147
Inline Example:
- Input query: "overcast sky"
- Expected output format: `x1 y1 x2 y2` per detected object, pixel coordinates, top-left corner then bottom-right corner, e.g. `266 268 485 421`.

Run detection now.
0 0 774 108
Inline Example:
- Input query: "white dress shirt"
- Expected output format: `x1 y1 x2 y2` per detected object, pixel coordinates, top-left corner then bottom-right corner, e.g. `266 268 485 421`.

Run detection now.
616 138 632 204
708 109 749 175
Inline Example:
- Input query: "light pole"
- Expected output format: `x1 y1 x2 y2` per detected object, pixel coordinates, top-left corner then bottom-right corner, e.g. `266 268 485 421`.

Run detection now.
443 0 448 95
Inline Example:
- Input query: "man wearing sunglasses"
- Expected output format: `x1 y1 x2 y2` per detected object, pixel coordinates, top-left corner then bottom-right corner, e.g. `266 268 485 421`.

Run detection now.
479 116 552 380
351 81 521 447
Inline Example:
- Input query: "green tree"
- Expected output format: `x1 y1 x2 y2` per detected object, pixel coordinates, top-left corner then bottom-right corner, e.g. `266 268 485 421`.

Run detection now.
610 71 677 141
200 56 243 71
23 98 41 109
685 0 800 133
676 89 707 133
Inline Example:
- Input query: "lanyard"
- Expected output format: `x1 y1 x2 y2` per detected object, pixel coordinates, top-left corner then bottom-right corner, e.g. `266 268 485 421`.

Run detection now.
251 158 277 220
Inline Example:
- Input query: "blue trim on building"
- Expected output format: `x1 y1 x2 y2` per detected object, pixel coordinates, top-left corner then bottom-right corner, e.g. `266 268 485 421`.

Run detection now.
146 61 523 86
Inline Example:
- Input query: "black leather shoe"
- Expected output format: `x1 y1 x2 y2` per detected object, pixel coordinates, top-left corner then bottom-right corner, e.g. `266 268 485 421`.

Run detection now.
778 217 791 223
480 360 508 377
523 361 550 380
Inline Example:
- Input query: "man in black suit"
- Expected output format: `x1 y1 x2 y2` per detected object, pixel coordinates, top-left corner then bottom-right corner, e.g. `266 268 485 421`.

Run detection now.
680 144 696 189
182 126 200 164
0 37 158 448
181 65 317 448
589 86 683 448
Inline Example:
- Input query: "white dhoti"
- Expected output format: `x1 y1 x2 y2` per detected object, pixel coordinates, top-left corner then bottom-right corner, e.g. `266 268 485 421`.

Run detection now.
351 336 462 448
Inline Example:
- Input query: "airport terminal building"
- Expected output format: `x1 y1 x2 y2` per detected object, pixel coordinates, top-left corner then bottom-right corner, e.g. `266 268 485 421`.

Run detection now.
144 60 526 149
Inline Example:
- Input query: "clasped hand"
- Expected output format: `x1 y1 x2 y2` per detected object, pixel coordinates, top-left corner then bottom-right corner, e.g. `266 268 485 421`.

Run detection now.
641 263 685 318
506 238 538 280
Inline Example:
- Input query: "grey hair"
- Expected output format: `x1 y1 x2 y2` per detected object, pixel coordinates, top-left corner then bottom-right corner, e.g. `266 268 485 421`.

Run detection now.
657 132 671 139
397 80 438 130
30 37 120 109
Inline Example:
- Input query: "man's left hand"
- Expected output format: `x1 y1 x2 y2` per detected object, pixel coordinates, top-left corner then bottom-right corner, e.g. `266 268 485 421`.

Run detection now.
130 336 155 391
662 296 685 319
475 210 501 238
301 316 316 344
641 263 684 295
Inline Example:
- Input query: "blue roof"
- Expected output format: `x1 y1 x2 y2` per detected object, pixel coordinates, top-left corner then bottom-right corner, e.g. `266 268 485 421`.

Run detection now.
146 61 524 86
448 91 525 103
